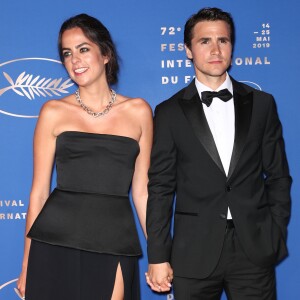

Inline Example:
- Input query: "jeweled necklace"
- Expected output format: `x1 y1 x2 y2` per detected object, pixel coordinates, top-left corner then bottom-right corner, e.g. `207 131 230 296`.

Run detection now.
75 89 117 118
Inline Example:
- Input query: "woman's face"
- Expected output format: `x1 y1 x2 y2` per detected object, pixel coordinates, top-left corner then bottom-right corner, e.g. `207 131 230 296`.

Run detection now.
61 27 109 88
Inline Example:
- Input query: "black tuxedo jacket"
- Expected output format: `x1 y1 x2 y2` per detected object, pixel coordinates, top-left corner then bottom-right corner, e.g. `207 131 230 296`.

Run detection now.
146 78 292 279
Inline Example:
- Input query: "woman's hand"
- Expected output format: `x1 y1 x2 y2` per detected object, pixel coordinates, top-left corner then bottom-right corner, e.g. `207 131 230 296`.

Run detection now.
16 268 27 299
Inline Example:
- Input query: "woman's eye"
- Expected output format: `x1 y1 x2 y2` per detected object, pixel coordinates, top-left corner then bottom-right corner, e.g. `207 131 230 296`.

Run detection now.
80 47 89 53
62 51 71 58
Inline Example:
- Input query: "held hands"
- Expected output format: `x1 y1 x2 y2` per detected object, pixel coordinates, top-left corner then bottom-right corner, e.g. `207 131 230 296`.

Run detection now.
145 263 173 293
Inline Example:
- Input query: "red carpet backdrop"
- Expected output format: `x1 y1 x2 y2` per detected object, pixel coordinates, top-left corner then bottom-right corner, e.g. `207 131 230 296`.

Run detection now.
0 1 299 299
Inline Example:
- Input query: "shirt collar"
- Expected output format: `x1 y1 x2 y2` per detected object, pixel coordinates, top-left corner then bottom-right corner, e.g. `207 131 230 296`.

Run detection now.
195 73 233 95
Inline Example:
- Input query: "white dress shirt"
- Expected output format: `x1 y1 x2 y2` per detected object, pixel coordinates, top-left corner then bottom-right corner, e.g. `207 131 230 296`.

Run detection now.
195 73 235 219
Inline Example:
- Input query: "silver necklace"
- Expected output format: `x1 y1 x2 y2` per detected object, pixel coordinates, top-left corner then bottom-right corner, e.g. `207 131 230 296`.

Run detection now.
75 89 117 118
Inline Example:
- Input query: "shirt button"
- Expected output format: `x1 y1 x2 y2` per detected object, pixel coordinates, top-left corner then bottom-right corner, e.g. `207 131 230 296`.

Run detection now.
226 185 232 192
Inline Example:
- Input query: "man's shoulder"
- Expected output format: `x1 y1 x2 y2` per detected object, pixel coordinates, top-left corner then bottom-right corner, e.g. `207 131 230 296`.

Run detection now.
232 77 273 99
155 84 190 111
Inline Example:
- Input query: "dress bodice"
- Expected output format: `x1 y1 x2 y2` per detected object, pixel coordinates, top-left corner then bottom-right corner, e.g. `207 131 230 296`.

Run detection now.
56 131 140 196
28 131 142 256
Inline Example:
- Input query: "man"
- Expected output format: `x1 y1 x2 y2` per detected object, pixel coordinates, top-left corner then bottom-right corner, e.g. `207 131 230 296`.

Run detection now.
146 7 291 300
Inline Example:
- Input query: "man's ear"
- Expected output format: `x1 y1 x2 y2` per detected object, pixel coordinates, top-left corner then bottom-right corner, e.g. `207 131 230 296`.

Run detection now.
185 44 193 60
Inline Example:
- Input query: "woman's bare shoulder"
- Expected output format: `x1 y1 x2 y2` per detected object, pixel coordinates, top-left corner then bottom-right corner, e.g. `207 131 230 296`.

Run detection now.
39 94 75 116
117 94 153 116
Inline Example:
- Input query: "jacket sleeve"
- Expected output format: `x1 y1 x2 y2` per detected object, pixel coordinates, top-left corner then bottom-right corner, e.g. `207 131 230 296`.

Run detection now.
262 96 292 241
146 103 177 263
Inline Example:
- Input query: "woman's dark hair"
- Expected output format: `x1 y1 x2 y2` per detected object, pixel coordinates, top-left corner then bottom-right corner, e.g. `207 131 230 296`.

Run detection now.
58 13 119 85
184 7 235 49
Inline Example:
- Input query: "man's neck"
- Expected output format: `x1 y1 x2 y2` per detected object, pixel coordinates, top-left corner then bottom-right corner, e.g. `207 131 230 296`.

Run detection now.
196 73 227 90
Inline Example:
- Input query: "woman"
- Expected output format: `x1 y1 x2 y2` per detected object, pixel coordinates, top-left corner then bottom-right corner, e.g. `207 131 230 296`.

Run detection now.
17 13 152 300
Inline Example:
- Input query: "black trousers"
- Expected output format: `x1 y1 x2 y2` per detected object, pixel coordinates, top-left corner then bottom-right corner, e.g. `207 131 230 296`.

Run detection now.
173 222 276 300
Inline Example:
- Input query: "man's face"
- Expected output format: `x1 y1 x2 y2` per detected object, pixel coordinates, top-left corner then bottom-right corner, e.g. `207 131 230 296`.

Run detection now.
185 20 232 87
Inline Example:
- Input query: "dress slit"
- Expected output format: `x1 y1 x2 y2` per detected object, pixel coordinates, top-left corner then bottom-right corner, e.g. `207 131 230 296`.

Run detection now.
26 241 140 300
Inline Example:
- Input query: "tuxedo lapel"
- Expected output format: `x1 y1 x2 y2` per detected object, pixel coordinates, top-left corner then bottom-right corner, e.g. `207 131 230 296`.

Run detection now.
227 79 253 180
179 80 225 175
179 79 253 179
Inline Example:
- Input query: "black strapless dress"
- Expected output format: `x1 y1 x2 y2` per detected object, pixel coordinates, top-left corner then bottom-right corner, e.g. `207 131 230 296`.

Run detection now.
26 131 142 300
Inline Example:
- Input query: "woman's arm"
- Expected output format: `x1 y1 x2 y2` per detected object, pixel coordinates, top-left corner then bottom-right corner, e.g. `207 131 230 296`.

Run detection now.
131 99 153 238
17 101 58 297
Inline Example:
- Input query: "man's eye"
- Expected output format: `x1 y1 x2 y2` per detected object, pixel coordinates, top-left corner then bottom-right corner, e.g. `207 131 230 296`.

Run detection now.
220 39 228 44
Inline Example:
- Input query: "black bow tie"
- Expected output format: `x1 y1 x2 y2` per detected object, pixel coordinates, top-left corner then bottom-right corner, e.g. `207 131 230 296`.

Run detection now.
201 89 233 107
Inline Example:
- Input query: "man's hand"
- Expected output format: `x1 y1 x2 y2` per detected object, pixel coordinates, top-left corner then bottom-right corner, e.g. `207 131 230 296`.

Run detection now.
145 263 173 292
